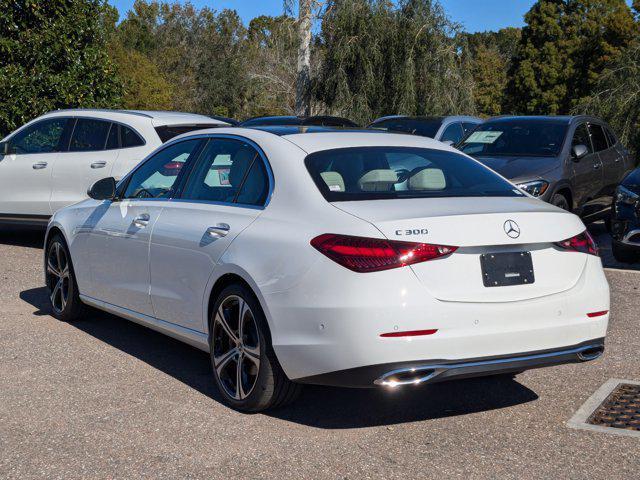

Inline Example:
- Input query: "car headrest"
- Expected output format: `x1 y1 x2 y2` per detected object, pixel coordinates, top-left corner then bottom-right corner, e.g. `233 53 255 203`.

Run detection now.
409 167 446 190
358 169 398 192
320 171 345 192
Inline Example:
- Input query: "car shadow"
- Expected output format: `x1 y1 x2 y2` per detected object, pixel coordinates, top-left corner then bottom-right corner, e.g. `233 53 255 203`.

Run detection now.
0 226 45 249
20 286 539 429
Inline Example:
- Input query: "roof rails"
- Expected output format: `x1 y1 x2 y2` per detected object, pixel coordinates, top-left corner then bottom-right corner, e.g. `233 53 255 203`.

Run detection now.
46 108 154 118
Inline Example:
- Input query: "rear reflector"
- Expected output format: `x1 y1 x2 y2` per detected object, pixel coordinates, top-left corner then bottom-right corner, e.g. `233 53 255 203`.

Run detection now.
380 329 438 338
311 234 457 273
555 230 599 256
587 311 609 318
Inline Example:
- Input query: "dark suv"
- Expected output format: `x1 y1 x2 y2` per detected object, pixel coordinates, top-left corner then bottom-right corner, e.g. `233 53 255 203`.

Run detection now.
458 116 636 221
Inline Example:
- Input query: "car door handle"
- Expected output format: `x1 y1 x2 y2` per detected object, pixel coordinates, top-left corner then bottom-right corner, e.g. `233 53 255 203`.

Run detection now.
206 224 230 238
91 161 107 169
32 162 48 170
132 214 150 228
593 163 601 170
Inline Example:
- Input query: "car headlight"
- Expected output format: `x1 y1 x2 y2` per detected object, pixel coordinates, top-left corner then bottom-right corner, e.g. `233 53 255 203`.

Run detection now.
615 185 639 206
517 180 549 197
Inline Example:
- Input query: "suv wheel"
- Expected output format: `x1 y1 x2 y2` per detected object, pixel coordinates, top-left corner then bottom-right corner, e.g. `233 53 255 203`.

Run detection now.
612 240 640 264
209 284 301 411
551 193 570 211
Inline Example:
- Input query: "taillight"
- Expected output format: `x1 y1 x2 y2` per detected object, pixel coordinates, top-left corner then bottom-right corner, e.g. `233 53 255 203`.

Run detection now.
555 231 598 256
310 234 457 273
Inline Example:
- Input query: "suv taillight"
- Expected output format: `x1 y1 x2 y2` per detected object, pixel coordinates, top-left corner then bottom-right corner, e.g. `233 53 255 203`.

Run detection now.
555 231 599 256
311 234 457 273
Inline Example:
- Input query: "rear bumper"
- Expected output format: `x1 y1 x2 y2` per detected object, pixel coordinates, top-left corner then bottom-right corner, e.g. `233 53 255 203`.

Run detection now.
296 338 605 388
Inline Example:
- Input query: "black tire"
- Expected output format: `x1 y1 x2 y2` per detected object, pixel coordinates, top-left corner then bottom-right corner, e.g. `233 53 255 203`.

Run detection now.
209 284 301 412
551 193 570 211
612 239 640 264
45 234 87 322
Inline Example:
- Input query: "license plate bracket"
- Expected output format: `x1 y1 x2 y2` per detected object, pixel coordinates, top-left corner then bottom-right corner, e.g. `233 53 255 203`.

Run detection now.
480 251 534 287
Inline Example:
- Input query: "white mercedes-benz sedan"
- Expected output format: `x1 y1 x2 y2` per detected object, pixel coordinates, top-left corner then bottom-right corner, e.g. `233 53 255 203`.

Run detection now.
44 126 610 411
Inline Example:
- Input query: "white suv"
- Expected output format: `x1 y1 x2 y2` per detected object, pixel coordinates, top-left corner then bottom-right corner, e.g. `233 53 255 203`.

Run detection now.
0 109 231 225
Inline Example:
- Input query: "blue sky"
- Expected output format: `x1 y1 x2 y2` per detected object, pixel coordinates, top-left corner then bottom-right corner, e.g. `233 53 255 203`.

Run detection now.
108 0 635 33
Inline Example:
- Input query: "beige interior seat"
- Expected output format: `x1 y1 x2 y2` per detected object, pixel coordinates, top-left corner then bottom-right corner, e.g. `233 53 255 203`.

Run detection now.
358 169 398 192
409 167 447 191
320 171 345 192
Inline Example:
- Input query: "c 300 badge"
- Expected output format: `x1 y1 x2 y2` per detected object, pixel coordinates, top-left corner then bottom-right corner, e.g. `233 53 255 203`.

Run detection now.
395 228 429 236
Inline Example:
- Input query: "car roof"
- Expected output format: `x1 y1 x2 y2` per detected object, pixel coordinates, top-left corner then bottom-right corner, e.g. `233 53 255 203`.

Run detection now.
42 109 231 127
240 115 359 127
370 115 482 124
485 115 604 125
168 127 453 155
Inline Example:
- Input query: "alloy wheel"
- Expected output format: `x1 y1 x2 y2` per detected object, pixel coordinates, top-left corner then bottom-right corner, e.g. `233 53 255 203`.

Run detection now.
212 295 261 400
46 241 70 314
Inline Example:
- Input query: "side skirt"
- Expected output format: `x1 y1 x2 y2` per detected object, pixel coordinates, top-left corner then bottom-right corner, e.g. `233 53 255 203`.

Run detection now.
80 294 210 352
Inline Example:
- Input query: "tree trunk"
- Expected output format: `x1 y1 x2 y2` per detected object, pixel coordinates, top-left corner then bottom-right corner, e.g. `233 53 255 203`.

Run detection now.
295 0 312 117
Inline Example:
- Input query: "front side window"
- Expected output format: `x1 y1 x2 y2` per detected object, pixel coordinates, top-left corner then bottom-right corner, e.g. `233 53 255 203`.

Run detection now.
10 118 67 154
181 138 268 206
306 147 523 201
440 123 464 143
459 120 568 157
588 124 609 152
369 118 443 138
572 124 593 154
69 119 111 152
122 139 201 199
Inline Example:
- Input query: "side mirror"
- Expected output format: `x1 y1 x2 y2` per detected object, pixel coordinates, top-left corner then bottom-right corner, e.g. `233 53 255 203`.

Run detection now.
441 140 455 147
572 144 588 161
88 177 117 201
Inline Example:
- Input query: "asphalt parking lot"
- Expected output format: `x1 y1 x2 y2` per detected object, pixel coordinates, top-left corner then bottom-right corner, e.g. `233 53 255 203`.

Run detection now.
0 225 638 479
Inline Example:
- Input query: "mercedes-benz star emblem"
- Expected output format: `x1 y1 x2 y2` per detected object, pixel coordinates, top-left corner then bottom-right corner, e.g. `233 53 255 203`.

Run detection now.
504 220 521 239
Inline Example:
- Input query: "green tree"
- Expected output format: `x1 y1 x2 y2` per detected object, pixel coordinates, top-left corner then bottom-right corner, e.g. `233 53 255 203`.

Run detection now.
315 0 474 125
0 0 122 136
507 0 637 114
464 28 521 116
576 42 640 155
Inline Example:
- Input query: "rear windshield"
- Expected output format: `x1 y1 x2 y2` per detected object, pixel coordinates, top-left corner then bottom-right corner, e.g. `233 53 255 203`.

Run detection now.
305 147 523 202
369 118 442 138
155 124 223 143
458 120 568 157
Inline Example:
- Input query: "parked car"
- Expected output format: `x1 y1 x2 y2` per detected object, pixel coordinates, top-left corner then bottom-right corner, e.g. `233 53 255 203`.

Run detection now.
45 126 609 411
240 115 359 128
610 167 640 263
368 115 482 144
457 116 636 221
0 109 231 225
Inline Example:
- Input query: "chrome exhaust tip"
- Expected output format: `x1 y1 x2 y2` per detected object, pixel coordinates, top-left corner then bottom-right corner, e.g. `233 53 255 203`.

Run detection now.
577 345 604 361
373 367 440 387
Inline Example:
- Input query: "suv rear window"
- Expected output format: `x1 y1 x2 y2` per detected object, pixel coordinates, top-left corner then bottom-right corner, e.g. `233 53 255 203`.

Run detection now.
369 118 442 138
305 147 522 202
155 124 223 143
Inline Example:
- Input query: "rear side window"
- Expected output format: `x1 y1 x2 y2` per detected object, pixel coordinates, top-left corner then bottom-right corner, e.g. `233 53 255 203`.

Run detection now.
604 127 618 146
305 147 522 201
122 125 145 148
11 118 67 154
181 138 268 205
155 124 224 143
572 124 593 154
69 119 111 152
588 124 609 152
